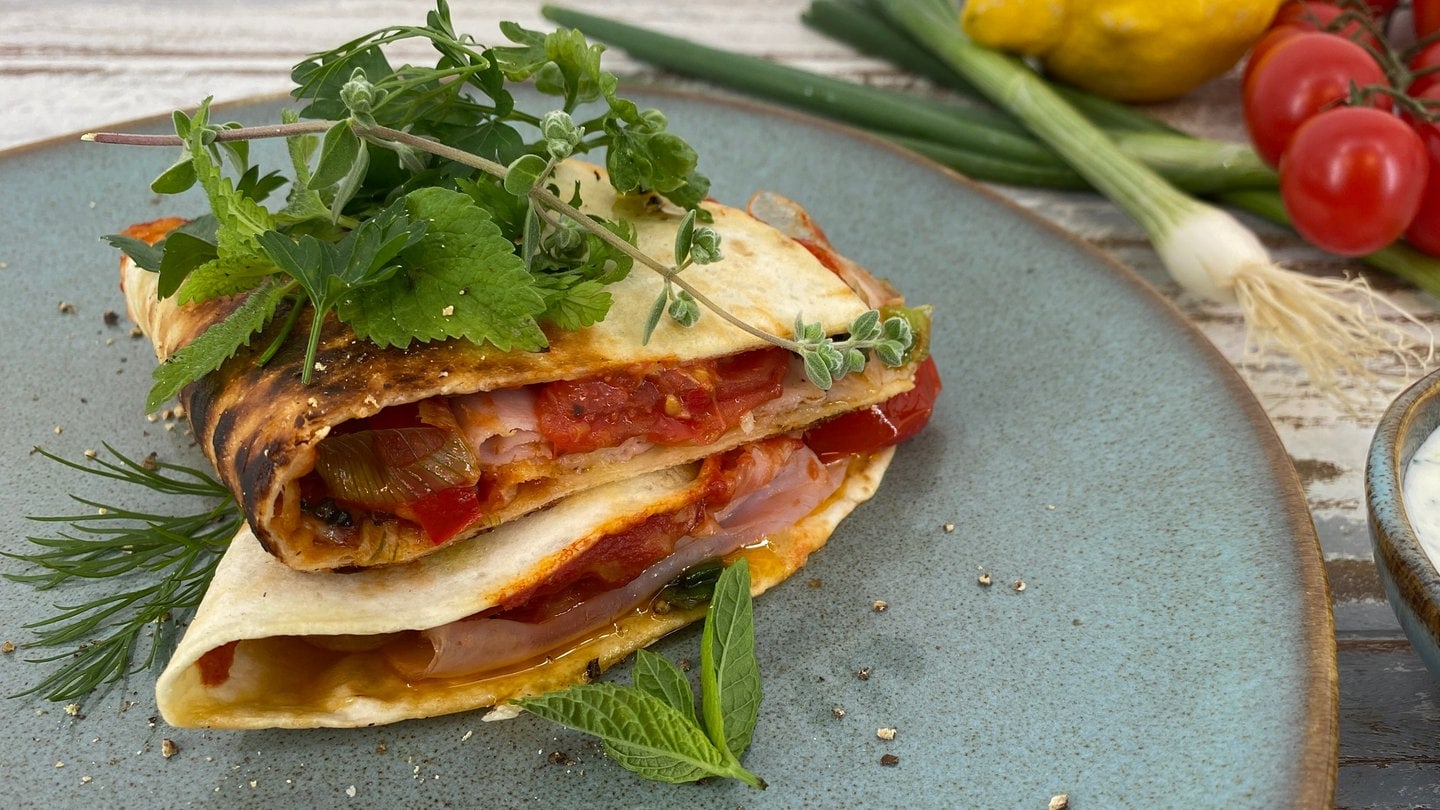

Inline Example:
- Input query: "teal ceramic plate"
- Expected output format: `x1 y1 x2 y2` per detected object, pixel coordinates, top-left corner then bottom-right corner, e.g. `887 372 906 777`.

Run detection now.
0 90 1336 808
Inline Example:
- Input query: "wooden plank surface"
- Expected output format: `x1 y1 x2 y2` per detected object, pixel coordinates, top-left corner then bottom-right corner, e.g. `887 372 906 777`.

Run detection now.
4 1 1438 805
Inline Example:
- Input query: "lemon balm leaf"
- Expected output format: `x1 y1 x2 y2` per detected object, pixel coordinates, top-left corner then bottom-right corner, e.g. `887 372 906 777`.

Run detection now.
339 187 548 352
146 277 294 412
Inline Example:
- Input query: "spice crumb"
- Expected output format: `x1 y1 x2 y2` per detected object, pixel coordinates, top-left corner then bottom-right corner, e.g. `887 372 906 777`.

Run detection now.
877 727 897 741
872 600 888 612
161 739 178 758
880 754 900 767
460 730 473 742
1049 795 1070 810
59 301 76 314
442 305 455 317
547 750 576 766
857 666 872 681
1 641 14 654
64 703 81 717
1012 580 1027 592
346 786 357 798
943 523 955 532
831 706 846 719
81 775 92 784
53 425 63 435
313 361 328 372
978 572 992 587
103 309 120 326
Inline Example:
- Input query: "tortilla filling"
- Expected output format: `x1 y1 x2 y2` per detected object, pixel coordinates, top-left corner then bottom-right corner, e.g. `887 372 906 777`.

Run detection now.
298 346 798 546
197 434 848 687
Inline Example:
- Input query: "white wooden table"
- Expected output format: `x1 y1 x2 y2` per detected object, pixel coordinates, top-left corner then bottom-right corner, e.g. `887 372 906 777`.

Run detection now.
3 1 1435 806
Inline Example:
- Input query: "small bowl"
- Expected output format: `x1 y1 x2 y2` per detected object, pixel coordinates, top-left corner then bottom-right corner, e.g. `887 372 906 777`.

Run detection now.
1368 367 1440 680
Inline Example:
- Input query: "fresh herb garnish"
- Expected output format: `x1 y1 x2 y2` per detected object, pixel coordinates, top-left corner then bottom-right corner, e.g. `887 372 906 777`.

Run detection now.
4 447 240 701
86 0 915 409
517 557 767 788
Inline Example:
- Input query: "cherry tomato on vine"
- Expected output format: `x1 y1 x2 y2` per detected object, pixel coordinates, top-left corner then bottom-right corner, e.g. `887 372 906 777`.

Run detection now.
1411 41 1440 96
1270 2 1384 50
1416 0 1440 40
1280 107 1429 256
1402 86 1440 255
1243 31 1390 166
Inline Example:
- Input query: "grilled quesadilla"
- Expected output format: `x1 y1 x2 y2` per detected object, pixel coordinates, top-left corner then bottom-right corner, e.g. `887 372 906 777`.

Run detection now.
156 436 894 729
123 160 930 572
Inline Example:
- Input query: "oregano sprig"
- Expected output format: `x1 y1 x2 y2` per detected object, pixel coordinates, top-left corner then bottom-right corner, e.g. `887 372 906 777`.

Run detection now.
516 557 767 789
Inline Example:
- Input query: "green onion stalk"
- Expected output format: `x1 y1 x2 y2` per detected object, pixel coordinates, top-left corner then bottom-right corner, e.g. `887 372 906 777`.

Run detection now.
871 0 1425 398
543 1 1433 400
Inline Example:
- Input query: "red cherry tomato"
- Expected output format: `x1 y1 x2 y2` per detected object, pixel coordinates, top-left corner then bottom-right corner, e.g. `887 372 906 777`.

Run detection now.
1243 32 1390 166
1270 2 1384 50
1402 86 1440 255
1280 107 1430 256
1417 0 1440 40
1411 41 1440 96
1242 26 1305 91
804 355 941 463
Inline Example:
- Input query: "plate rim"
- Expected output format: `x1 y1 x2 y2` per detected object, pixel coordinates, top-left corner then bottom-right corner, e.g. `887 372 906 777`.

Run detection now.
0 83 1339 805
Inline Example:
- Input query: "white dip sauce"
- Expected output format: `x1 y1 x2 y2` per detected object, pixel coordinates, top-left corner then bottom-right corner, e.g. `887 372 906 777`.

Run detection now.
1404 427 1440 566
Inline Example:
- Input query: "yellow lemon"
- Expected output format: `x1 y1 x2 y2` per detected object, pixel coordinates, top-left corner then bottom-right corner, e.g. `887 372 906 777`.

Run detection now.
961 0 1285 103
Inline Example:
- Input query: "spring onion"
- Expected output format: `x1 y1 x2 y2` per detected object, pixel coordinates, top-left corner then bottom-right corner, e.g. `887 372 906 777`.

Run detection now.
539 5 1276 195
871 0 1424 398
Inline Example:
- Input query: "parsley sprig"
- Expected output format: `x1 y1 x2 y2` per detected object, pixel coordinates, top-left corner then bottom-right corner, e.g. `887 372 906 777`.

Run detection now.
87 1 915 410
4 447 240 701
517 557 767 788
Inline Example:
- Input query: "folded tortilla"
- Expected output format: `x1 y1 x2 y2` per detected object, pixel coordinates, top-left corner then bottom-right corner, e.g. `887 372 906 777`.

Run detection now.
156 443 893 729
123 160 919 572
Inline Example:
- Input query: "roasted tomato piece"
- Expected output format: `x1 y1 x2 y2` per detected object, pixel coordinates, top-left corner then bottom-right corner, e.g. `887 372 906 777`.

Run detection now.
804 356 941 462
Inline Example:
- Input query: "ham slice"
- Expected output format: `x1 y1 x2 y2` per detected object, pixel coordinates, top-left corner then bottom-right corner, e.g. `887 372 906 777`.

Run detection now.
388 439 846 679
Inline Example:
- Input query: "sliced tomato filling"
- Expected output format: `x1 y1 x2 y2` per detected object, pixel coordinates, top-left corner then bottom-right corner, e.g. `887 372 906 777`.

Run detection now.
302 347 791 546
535 347 790 455
804 355 942 463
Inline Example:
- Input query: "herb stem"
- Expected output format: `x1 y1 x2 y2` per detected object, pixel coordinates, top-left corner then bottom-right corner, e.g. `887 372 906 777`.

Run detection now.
84 120 332 146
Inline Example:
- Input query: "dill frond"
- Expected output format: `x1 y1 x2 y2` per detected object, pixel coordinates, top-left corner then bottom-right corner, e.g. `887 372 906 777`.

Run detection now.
4 445 239 701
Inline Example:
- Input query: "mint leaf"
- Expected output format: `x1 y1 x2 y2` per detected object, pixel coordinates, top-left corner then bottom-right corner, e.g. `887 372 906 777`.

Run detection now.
101 234 164 273
146 277 293 411
632 649 698 727
518 684 741 785
516 557 766 789
156 230 219 299
340 187 547 351
700 557 761 758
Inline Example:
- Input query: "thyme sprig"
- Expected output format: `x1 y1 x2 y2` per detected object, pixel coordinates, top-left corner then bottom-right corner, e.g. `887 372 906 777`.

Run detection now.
4 446 240 701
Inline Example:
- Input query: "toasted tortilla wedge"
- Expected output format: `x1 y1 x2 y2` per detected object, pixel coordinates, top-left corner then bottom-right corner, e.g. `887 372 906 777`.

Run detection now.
122 160 918 571
155 446 892 729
